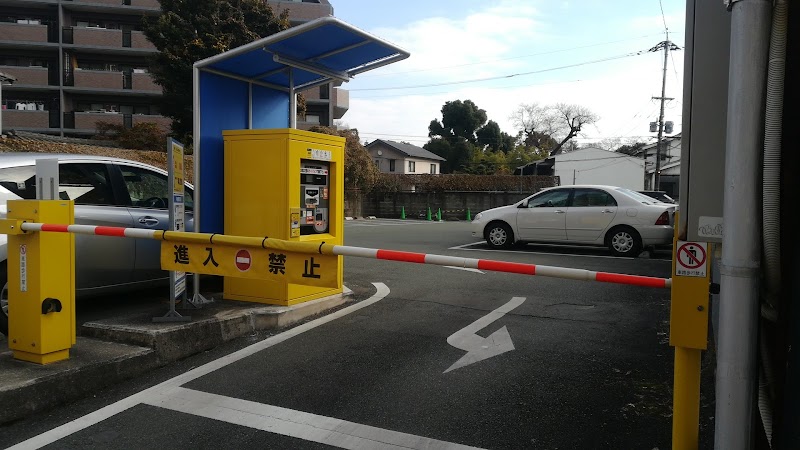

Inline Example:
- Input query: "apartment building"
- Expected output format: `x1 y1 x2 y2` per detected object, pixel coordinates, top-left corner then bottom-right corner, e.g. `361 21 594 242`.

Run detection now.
0 0 347 137
267 0 348 131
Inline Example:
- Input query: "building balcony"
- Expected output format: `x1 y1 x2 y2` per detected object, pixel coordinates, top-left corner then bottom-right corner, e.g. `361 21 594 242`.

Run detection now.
73 110 123 131
332 87 348 119
70 69 161 92
0 65 54 87
132 72 160 91
132 114 170 131
1 109 53 131
63 27 156 52
64 111 170 134
68 0 161 9
0 23 50 43
268 1 333 23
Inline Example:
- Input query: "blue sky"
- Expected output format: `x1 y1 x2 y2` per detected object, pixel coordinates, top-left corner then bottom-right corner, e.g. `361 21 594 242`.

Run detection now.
327 0 686 148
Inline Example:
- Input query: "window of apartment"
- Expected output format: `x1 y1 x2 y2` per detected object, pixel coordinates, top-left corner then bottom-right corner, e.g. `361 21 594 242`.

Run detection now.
430 164 436 174
305 114 320 124
389 160 396 172
319 84 329 100
408 161 415 173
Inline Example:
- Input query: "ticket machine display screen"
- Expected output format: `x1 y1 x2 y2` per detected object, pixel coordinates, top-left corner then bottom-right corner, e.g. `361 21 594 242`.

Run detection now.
300 160 329 235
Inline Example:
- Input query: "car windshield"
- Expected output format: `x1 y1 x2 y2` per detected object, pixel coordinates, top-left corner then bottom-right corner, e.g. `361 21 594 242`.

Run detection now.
615 187 657 205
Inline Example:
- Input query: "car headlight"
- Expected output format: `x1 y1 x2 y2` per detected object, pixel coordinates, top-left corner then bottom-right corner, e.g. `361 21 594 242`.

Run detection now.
473 212 482 221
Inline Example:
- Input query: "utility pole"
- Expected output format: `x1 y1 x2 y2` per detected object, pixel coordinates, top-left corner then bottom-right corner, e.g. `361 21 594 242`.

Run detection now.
649 35 680 190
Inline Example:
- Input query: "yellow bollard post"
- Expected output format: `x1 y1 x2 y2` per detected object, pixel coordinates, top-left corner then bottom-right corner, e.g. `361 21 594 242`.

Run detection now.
1 200 75 364
669 211 709 450
673 347 702 449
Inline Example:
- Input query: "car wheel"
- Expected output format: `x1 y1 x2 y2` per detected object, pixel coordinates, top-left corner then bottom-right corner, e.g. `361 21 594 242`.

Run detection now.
0 262 8 337
606 226 643 257
485 221 514 249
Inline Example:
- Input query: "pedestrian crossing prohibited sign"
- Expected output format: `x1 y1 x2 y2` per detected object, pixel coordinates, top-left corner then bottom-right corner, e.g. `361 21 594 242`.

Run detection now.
676 241 708 277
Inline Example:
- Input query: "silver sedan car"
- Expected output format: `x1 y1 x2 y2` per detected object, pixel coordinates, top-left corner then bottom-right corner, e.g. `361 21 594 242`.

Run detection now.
471 185 675 257
0 153 194 336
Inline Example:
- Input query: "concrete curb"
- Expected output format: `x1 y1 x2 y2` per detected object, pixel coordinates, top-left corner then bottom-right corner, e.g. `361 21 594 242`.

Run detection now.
0 338 158 425
0 289 352 425
81 290 352 361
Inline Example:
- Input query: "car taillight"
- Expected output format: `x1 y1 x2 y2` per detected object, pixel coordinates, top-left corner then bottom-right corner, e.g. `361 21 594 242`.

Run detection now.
655 211 670 225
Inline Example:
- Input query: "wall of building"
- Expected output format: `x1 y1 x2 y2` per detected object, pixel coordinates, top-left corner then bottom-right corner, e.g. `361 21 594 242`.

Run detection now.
554 147 644 189
368 142 441 174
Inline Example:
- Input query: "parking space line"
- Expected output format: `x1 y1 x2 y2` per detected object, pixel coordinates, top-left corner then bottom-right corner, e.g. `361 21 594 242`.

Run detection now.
9 283 391 450
449 242 646 261
145 387 483 450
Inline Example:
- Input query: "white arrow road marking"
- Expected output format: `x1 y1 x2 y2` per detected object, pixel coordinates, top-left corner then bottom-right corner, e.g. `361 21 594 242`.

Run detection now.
444 266 484 274
444 297 526 373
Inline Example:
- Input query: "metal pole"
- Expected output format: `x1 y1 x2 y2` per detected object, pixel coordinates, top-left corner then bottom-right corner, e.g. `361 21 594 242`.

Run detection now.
655 34 670 191
289 70 296 129
715 1 771 448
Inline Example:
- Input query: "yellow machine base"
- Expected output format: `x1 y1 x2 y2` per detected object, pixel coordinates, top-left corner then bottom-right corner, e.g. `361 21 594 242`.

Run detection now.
13 349 70 365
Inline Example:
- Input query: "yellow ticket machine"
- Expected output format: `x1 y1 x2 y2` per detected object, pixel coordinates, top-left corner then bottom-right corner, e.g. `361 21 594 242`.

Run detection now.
222 128 345 305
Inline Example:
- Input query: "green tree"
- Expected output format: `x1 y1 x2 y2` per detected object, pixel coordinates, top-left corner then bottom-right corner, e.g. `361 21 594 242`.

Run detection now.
308 126 378 191
143 0 290 141
428 99 487 144
476 120 516 153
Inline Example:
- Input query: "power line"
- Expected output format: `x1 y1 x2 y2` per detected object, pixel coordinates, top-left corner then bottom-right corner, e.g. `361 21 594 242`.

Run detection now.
356 32 677 78
659 0 669 33
350 79 586 99
348 51 648 92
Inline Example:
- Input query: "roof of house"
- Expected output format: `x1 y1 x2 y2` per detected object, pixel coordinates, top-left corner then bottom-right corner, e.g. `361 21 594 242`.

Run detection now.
634 133 682 156
367 139 446 161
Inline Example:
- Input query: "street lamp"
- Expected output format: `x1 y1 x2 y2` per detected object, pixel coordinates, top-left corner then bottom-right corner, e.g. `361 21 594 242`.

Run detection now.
0 71 18 138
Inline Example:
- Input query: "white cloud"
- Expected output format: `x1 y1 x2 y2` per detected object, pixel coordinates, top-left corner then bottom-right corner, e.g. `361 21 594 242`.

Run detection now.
341 1 685 148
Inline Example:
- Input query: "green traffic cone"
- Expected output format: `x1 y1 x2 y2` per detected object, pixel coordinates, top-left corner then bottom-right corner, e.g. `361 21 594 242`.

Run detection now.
466 208 471 221
437 208 442 221
400 206 406 220
426 207 432 221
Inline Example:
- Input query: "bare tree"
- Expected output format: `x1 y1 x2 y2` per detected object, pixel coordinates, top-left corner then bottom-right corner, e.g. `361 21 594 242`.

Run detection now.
548 103 599 155
509 103 558 152
510 102 599 156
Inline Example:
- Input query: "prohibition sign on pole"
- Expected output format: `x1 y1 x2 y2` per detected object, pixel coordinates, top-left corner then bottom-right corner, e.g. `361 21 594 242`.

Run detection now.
235 249 252 272
676 241 708 277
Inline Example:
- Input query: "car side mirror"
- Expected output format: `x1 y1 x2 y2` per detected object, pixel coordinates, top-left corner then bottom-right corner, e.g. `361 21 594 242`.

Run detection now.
517 203 527 208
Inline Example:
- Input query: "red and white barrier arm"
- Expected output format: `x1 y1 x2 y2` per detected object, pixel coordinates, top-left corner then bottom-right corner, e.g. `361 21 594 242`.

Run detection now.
18 222 671 289
329 246 671 289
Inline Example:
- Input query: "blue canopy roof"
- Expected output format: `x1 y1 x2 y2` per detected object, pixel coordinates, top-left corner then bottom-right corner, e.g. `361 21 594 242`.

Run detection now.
193 17 409 236
194 16 409 91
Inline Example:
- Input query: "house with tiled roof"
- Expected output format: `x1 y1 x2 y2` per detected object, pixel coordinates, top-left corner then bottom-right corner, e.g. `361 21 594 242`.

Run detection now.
365 139 445 175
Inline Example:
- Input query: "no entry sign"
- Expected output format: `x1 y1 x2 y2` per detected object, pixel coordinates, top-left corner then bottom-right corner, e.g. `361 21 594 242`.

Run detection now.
676 241 708 277
235 249 252 272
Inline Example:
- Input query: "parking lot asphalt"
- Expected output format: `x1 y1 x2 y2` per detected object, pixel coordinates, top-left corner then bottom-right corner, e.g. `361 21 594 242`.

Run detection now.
0 217 715 449
0 279 353 425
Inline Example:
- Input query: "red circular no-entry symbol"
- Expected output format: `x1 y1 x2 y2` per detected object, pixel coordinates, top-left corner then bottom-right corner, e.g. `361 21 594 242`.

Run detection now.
678 243 706 269
235 249 252 272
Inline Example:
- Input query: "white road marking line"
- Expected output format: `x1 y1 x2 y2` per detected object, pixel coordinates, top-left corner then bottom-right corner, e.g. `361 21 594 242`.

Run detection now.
9 283 391 450
445 297 526 373
145 387 484 450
